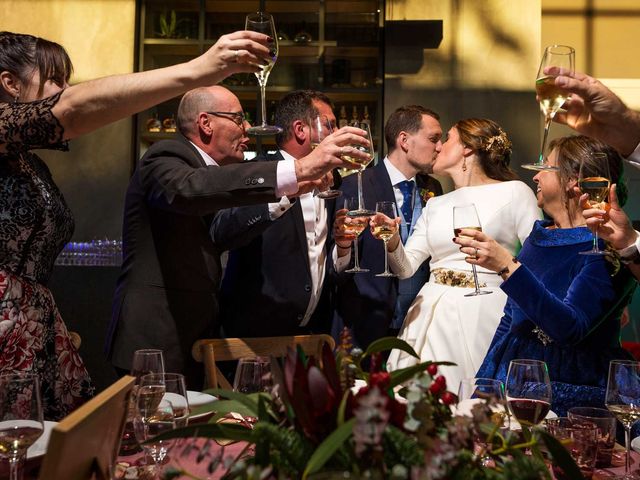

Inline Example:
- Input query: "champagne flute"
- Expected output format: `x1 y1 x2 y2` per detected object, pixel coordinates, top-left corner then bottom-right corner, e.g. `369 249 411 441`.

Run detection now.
578 152 610 256
343 196 370 273
505 359 552 427
341 122 375 217
133 397 176 476
372 201 399 277
523 44 574 171
312 115 342 199
0 373 44 480
139 373 190 428
245 12 282 136
453 204 492 297
605 360 640 478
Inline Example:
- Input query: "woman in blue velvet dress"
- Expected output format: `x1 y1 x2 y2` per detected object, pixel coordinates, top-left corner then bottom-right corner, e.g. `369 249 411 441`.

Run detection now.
454 135 636 416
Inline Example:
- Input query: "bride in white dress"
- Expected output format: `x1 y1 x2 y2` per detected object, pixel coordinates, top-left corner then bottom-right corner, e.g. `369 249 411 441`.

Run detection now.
377 118 541 390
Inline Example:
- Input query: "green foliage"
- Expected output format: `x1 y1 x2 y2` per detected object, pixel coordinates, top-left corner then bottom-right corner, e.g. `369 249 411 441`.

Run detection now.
382 425 424 469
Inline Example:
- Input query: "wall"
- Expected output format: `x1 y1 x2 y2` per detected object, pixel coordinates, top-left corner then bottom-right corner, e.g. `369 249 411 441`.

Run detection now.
1 0 136 240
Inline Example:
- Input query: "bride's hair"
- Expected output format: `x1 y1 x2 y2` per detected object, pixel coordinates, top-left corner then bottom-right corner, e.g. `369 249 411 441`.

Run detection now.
455 118 518 182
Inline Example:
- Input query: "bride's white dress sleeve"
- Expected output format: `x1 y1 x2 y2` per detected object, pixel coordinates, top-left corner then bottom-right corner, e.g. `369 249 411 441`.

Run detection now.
387 203 432 279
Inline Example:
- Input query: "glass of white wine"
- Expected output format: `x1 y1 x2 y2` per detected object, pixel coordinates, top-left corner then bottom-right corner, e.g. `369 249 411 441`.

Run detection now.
523 44 575 171
452 204 491 297
578 152 610 256
605 360 640 479
373 201 399 277
312 115 342 199
343 196 370 273
133 396 176 475
341 122 375 217
0 373 44 480
139 373 190 428
245 12 282 136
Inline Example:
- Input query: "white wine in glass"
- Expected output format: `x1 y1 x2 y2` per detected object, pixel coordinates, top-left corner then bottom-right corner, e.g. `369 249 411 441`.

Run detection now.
245 12 282 136
523 45 574 171
578 152 610 256
373 201 399 277
312 115 342 199
344 196 370 273
343 122 375 217
452 204 491 297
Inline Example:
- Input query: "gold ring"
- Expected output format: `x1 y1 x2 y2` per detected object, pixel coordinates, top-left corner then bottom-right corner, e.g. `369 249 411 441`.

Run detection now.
234 50 239 61
475 248 479 257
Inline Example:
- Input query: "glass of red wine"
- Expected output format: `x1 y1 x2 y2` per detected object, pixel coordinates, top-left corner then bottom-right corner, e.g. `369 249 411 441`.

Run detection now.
505 359 552 427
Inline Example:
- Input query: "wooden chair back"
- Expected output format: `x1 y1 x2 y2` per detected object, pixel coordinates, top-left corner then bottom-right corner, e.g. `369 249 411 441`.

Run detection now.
192 335 336 389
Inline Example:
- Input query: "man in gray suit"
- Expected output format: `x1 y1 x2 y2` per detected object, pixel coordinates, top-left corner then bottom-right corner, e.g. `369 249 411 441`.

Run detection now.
106 86 367 386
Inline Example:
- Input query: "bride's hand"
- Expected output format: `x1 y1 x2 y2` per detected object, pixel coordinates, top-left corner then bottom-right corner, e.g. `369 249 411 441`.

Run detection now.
453 229 514 273
370 213 401 251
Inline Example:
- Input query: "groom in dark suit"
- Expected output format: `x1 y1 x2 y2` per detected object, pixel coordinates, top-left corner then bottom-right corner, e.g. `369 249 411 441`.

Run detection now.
332 105 443 350
211 90 337 338
106 86 365 386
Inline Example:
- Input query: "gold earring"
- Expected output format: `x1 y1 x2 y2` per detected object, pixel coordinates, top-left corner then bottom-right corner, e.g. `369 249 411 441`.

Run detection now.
462 157 467 172
14 93 19 103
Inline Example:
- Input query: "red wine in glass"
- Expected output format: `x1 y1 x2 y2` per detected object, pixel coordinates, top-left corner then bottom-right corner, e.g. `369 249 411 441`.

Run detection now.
507 398 551 425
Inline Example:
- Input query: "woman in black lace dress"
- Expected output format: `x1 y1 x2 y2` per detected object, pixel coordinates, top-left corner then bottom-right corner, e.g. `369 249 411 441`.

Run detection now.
0 31 273 419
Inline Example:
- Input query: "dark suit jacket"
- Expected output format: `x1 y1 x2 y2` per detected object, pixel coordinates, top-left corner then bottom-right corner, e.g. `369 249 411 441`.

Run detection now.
212 151 334 338
332 162 442 350
106 136 280 386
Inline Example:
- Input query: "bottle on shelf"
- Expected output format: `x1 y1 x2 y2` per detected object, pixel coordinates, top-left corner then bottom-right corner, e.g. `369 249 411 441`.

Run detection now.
349 106 360 127
146 113 161 133
293 22 312 44
362 106 371 127
338 106 349 128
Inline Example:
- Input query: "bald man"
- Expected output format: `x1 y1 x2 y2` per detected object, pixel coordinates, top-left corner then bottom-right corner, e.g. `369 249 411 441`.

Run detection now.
106 86 365 385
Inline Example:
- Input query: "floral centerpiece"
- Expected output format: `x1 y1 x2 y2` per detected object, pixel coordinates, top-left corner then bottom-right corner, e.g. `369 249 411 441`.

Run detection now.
155 331 582 480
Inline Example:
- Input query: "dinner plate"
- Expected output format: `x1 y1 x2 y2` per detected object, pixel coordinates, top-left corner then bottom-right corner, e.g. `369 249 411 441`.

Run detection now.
631 436 640 454
27 421 57 459
187 390 217 420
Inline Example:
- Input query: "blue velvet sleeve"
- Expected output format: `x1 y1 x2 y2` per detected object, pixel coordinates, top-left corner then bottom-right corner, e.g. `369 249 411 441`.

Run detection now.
501 258 619 345
486 304 513 353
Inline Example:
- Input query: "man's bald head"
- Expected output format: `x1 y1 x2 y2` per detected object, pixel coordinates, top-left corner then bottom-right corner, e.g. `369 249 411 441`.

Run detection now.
177 85 236 138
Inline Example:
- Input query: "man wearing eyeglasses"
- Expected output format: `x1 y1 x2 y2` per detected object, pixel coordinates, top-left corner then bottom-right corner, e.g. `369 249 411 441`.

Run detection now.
106 86 368 387
211 90 338 339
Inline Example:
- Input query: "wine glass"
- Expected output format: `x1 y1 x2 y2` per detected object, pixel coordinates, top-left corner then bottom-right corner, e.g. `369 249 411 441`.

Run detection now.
245 12 281 136
605 360 640 478
234 357 272 394
139 373 190 428
578 152 611 256
523 44 575 171
0 373 44 480
312 115 342 199
343 196 370 274
341 122 375 217
133 396 176 476
121 349 166 455
452 204 492 297
505 359 552 427
373 201 399 277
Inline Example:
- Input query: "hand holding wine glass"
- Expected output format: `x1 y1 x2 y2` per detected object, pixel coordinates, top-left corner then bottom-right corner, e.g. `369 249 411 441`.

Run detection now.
505 359 552 427
245 12 281 136
342 196 371 273
523 45 575 171
312 115 342 199
578 152 611 256
339 122 375 216
0 373 44 480
372 201 400 277
453 204 491 297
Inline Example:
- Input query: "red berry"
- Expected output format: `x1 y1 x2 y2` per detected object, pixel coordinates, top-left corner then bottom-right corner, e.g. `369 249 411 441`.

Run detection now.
429 382 443 395
435 375 447 387
441 391 456 405
426 364 438 376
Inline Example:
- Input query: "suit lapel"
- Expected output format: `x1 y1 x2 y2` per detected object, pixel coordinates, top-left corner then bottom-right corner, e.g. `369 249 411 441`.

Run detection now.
368 163 395 206
177 135 208 168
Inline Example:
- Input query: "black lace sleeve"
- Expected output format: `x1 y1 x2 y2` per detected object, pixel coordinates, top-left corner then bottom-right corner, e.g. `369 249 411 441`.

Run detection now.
0 91 68 154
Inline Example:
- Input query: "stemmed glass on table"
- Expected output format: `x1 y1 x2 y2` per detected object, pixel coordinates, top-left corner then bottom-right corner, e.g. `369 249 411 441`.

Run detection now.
523 44 575 171
139 373 190 428
453 203 492 297
133 397 176 477
505 359 552 428
339 122 375 217
372 201 399 277
233 357 272 427
0 373 44 480
311 115 342 199
605 360 640 479
343 196 371 273
578 152 611 256
245 12 281 136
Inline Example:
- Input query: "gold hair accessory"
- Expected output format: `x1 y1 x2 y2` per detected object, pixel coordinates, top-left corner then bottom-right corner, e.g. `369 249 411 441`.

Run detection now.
483 128 512 156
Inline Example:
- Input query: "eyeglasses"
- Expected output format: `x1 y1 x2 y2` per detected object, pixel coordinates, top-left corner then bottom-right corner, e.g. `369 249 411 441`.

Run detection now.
206 111 246 127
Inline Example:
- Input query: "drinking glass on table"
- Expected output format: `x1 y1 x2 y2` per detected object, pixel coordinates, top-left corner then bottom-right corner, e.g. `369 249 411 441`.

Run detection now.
0 373 43 480
546 417 598 480
505 359 552 427
339 122 375 216
453 203 491 297
245 12 281 136
133 396 176 476
568 406 617 468
578 152 611 256
372 201 399 277
523 44 575 171
605 360 640 479
139 373 190 428
343 196 370 273
311 115 342 199
234 357 272 394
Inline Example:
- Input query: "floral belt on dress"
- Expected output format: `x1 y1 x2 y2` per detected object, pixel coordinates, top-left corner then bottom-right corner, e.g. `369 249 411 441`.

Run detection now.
431 268 487 289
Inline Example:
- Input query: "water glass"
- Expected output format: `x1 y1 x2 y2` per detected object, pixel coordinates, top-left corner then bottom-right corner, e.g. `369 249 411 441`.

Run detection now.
234 357 272 394
546 417 598 480
568 406 616 468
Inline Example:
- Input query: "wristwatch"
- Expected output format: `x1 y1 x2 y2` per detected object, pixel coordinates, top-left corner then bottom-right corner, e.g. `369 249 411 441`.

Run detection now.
616 231 640 265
